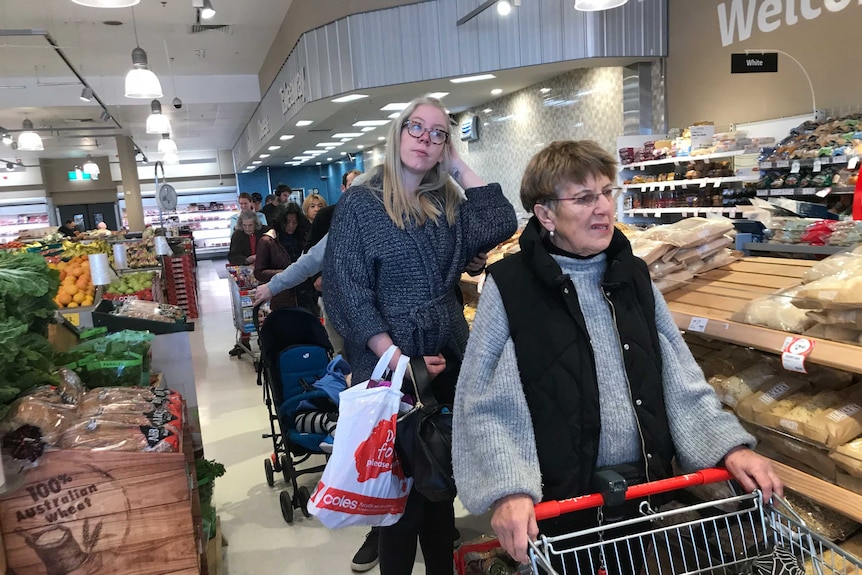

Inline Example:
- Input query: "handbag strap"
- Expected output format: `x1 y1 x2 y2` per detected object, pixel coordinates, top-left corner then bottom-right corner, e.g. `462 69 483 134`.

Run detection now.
407 357 440 410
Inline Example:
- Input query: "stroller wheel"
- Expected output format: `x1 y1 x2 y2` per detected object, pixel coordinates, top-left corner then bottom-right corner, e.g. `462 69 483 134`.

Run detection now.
280 490 294 524
280 455 293 484
297 486 311 518
264 458 275 488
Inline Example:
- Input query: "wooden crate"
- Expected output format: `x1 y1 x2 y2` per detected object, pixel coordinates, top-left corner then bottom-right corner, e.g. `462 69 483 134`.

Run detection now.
0 448 199 575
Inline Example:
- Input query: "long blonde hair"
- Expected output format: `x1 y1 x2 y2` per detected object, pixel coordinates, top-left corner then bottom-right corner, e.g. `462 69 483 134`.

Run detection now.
375 95 462 229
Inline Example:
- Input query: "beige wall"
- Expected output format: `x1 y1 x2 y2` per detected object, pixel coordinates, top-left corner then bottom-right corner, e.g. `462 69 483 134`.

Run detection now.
667 0 862 130
258 0 424 94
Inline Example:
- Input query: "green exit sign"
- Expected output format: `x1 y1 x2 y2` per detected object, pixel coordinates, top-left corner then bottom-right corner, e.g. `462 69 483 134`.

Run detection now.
67 170 92 181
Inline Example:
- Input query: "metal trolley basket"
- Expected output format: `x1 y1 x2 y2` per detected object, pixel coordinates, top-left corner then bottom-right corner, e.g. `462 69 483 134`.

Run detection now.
226 265 263 367
528 468 862 575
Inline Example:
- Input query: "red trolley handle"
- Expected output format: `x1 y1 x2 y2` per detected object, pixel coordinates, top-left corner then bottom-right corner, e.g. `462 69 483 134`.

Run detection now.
534 467 734 521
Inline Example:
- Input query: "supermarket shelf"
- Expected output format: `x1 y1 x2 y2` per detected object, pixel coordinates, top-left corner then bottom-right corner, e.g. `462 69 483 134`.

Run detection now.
759 155 858 170
623 176 758 191
620 150 748 170
769 459 862 523
663 257 862 374
756 186 855 197
625 206 754 218
743 242 849 256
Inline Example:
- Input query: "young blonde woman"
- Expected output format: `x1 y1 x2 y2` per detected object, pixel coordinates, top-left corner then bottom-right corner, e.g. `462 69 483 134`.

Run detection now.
302 193 327 223
323 95 517 574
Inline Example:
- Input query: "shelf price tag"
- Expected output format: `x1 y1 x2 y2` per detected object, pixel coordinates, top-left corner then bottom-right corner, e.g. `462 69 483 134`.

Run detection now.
790 161 801 174
759 162 773 170
776 160 790 168
781 336 814 374
713 178 722 188
756 189 770 197
699 180 708 188
833 155 848 164
821 157 832 165
849 156 860 170
813 160 822 173
687 317 709 333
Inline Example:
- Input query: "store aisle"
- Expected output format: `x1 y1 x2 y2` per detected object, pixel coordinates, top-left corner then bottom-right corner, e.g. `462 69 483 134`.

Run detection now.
189 260 494 574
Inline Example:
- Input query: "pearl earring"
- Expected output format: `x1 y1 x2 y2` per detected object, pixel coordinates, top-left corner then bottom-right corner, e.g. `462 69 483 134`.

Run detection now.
549 230 555 238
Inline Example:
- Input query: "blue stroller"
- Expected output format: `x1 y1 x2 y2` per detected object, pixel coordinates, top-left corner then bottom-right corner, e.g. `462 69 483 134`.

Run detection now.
254 305 338 524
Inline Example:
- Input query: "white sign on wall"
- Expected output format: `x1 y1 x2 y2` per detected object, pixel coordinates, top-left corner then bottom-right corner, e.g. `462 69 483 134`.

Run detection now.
280 69 306 117
717 0 862 46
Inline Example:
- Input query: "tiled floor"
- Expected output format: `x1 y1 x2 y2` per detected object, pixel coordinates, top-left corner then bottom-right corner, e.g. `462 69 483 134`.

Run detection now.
190 259 494 574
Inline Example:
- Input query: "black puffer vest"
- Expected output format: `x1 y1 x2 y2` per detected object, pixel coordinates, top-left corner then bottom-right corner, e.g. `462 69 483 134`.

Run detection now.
488 218 675 502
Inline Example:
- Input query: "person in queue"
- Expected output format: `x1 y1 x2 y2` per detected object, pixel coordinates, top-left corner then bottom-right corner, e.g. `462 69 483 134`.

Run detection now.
251 192 264 213
228 209 267 357
451 140 783 568
302 193 327 224
342 169 362 193
323 95 517 575
253 205 304 311
229 192 267 229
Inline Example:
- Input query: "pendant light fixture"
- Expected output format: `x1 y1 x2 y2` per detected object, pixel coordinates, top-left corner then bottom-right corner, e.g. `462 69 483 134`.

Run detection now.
158 133 177 154
17 119 44 151
72 0 140 6
0 128 11 146
80 86 94 102
145 100 172 134
200 0 216 20
124 9 163 99
82 155 100 179
162 152 179 165
574 0 628 10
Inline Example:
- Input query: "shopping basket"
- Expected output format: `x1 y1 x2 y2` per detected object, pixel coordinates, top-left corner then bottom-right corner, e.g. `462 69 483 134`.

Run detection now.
527 468 862 575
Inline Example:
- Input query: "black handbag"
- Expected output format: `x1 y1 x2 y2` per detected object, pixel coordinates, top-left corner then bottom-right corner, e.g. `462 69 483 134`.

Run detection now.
395 358 457 502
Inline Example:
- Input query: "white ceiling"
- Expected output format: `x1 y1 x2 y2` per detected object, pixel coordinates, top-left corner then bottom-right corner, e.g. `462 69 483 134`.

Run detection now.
0 0 645 172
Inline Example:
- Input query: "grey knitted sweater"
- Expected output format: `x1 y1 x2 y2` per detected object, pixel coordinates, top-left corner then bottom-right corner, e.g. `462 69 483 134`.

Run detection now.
452 252 755 515
323 182 517 383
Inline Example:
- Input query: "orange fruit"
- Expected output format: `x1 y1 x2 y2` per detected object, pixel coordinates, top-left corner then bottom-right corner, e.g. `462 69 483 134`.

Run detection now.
63 284 78 296
82 297 94 307
58 292 72 305
66 302 79 308
72 292 85 304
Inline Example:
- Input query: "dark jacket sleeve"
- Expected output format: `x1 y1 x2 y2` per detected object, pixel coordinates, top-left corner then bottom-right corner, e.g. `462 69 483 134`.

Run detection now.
460 184 518 266
254 235 285 282
228 230 250 265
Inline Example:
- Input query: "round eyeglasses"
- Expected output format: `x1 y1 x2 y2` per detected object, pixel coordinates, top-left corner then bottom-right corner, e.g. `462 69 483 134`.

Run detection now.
402 120 449 145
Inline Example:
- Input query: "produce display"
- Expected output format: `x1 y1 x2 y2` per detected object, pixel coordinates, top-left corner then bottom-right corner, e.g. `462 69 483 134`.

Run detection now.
618 129 774 164
47 255 96 309
55 329 155 388
0 251 59 419
103 271 156 300
60 238 110 259
110 299 186 323
126 238 160 268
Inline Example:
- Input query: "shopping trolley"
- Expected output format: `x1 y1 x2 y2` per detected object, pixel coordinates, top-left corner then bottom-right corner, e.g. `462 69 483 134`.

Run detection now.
527 468 862 575
226 265 264 368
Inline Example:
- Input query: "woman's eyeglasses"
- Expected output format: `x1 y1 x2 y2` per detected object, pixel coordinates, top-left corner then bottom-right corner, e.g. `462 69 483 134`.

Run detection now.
402 120 449 145
551 187 621 208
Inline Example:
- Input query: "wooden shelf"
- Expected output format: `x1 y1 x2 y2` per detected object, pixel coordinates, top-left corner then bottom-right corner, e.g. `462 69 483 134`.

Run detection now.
623 176 758 191
664 257 862 375
770 460 862 523
743 242 849 256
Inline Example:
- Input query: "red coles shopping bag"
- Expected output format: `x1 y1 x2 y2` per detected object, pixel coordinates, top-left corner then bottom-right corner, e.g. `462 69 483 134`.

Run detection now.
308 346 412 528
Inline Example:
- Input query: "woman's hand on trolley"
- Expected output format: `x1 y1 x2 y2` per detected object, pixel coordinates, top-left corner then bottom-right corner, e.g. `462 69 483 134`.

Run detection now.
722 445 784 502
490 493 539 565
252 283 273 306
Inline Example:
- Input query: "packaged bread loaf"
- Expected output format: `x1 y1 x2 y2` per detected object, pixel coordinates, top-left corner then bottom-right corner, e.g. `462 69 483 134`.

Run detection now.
756 426 837 481
806 309 862 330
794 276 862 309
732 286 814 333
2 395 77 446
698 347 761 380
59 419 179 452
654 269 694 294
766 390 846 441
641 217 735 248
802 251 862 283
672 235 733 264
736 376 810 425
806 364 855 392
630 237 672 265
805 383 862 448
713 362 778 409
830 437 862 479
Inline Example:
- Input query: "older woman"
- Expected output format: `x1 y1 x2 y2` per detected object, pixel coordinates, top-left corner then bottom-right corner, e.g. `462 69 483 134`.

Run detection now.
452 140 782 567
324 95 517 575
227 209 265 266
302 192 327 224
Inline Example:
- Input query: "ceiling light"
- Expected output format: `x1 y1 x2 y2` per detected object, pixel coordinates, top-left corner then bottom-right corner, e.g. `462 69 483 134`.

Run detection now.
303 151 324 156
316 142 342 147
378 136 385 141
428 92 449 99
293 156 313 160
491 88 503 95
497 1 512 15
357 145 364 149
324 146 336 150
245 166 254 170
17 119 43 151
145 100 172 134
242 170 250 173
6 163 15 171
484 108 493 113
387 112 400 119
82 155 100 179
332 94 368 103
381 103 409 111
540 87 551 93
316 162 321 166
327 157 333 161
450 73 496 83
252 160 262 165
340 152 347 156
340 138 353 143
0 129 11 146
163 152 179 165
259 154 271 158
158 134 177 153
574 0 628 10
332 133 363 138
200 0 216 19
296 120 313 127
125 47 163 99
80 86 94 102
268 145 281 151
100 110 112 122
72 0 140 6
361 127 376 132
279 135 295 141
353 120 390 127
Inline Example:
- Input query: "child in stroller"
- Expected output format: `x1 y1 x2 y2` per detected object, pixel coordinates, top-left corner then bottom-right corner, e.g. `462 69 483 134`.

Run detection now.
293 355 350 453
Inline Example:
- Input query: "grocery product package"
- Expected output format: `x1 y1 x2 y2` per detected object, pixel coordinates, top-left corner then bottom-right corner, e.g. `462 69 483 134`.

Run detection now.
793 276 862 309
805 364 855 392
697 346 762 380
830 438 862 479
673 235 733 264
629 236 673 265
735 376 809 425
731 286 814 333
754 426 837 482
654 269 694 294
641 217 735 249
802 251 862 283
806 309 862 330
765 389 846 442
804 383 862 448
1 394 77 446
113 299 186 323
711 362 778 409
58 419 180 452
57 330 155 388
802 323 862 345
649 259 684 279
